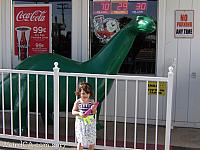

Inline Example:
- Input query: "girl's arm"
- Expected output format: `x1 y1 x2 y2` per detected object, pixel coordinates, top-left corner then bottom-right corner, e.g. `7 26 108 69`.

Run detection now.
72 100 86 117
92 107 97 114
91 100 98 114
72 101 81 116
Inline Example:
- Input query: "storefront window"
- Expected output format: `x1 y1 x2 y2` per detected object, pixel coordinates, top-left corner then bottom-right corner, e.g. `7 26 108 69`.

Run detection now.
90 0 157 74
13 0 72 58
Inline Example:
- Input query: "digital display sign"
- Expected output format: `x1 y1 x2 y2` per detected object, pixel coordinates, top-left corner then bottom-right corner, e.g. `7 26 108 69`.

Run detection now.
93 1 111 14
111 2 128 14
129 2 147 14
93 1 147 15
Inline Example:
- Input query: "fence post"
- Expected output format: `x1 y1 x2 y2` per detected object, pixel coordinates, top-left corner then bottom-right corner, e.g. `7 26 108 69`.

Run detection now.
165 66 174 150
53 62 60 148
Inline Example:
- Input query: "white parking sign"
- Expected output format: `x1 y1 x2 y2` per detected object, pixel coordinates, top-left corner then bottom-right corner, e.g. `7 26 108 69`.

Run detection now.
175 10 194 38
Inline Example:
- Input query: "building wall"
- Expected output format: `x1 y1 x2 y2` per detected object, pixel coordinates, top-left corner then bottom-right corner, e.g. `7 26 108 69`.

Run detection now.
102 0 200 128
161 0 200 127
1 0 200 128
0 0 12 69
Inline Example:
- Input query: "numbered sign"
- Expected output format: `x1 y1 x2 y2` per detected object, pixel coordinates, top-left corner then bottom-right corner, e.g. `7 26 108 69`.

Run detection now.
93 1 111 14
128 1 147 14
93 0 147 15
111 2 128 14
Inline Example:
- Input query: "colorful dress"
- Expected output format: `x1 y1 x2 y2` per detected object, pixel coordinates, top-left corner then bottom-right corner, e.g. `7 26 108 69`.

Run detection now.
75 98 96 147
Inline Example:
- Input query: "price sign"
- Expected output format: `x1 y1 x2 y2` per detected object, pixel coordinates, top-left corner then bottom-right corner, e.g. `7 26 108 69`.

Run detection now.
93 1 111 14
93 1 148 15
14 4 52 61
111 2 128 14
33 27 47 34
129 2 147 14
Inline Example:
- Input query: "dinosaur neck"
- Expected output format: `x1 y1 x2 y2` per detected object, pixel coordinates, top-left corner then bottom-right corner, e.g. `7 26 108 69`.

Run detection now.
84 27 137 74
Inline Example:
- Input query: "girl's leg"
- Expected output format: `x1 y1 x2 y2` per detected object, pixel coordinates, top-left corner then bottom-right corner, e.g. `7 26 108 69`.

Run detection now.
88 144 95 150
77 143 83 150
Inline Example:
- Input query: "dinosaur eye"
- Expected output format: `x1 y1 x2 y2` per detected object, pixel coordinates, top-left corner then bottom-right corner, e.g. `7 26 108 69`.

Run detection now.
138 20 146 25
136 16 144 22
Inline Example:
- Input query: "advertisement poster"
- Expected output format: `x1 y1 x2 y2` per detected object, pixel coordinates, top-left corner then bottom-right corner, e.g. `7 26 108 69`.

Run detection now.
93 15 120 43
14 4 52 61
175 10 194 38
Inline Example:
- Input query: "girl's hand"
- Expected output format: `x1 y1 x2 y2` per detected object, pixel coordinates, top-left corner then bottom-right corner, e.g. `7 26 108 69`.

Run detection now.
79 112 87 118
91 105 97 114
91 105 97 110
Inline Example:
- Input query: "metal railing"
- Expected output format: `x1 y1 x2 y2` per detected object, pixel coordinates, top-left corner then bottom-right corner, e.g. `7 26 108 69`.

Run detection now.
0 62 174 150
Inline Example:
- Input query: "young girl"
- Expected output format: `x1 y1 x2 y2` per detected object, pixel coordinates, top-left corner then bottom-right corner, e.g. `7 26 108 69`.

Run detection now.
72 82 97 150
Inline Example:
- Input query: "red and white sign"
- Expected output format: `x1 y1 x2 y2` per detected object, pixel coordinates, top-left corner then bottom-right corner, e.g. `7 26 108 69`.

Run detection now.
14 4 52 61
175 10 194 38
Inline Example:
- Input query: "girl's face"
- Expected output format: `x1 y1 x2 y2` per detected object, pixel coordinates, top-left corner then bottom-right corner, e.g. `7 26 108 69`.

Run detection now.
80 89 90 101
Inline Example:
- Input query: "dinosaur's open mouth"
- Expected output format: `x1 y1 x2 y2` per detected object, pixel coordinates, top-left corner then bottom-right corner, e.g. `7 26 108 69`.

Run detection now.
138 25 156 33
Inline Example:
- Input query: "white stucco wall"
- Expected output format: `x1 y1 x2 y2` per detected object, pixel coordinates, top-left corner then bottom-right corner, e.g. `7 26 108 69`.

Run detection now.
1 0 200 128
159 0 200 128
101 0 200 128
0 0 12 69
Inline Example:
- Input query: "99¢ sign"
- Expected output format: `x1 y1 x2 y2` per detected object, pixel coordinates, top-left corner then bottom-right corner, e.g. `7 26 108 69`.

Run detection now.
14 4 52 61
33 27 47 33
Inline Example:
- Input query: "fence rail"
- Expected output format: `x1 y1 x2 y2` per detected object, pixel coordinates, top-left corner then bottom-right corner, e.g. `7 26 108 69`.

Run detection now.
0 62 174 150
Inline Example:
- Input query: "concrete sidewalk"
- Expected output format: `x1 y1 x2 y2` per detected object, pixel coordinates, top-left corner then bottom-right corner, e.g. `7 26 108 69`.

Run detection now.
0 115 200 149
0 125 200 150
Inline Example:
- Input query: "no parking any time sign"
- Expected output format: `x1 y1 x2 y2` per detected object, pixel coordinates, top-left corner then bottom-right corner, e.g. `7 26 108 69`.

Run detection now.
175 10 194 38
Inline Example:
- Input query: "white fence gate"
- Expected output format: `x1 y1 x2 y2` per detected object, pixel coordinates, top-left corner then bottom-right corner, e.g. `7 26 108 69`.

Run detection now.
0 62 174 150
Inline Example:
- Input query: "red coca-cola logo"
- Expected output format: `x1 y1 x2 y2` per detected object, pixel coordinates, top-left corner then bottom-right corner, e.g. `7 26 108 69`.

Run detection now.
16 10 47 22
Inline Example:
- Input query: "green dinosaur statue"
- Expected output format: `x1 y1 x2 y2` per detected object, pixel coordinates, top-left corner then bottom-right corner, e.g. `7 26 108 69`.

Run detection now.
0 16 155 134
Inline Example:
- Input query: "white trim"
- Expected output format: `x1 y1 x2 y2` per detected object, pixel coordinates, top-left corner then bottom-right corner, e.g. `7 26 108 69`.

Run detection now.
81 0 89 61
2 0 6 67
72 0 81 61
72 0 89 62
156 0 166 76
0 0 2 68
1 0 12 69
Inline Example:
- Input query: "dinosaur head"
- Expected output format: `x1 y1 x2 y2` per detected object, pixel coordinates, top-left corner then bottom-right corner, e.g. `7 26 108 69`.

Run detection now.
127 15 156 34
136 16 156 33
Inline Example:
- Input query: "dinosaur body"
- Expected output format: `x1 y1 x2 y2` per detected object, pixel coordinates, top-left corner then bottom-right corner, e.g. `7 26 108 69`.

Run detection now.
0 16 156 134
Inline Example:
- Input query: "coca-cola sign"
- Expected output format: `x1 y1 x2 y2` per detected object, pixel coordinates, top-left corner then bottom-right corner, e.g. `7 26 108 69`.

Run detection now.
16 10 47 22
14 4 52 61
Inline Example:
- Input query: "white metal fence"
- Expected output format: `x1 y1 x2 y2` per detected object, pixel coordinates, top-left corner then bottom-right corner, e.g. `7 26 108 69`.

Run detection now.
0 62 174 150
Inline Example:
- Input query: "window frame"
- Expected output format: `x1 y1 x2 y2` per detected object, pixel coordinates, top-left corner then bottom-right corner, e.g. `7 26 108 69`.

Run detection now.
87 0 161 75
